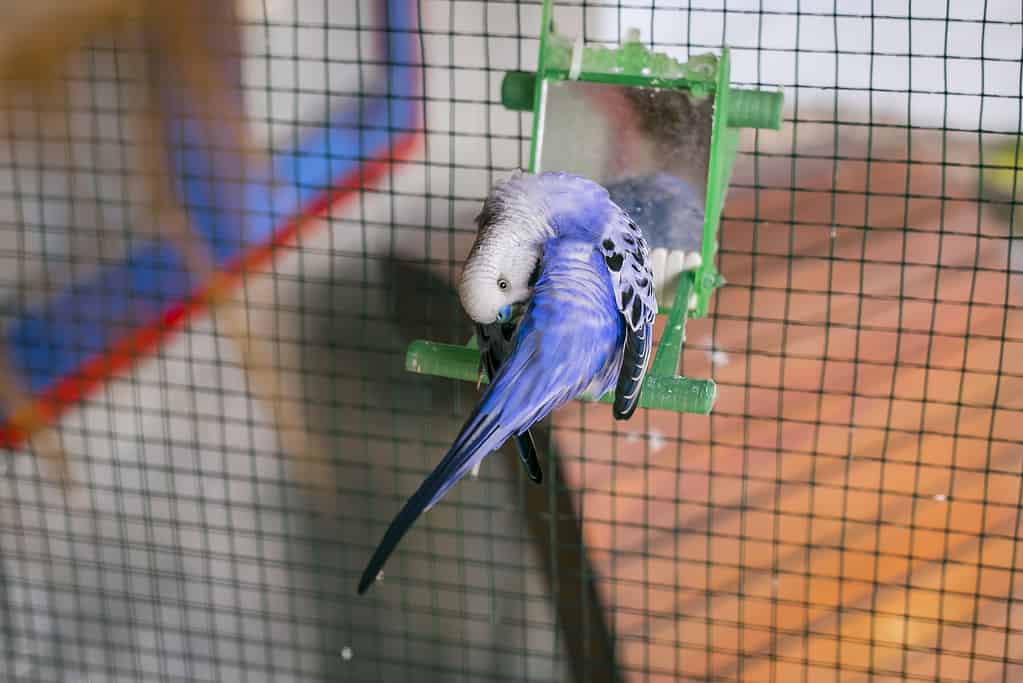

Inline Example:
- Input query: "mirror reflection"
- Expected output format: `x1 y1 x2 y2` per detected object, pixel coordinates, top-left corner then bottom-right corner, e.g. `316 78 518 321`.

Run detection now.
538 81 714 307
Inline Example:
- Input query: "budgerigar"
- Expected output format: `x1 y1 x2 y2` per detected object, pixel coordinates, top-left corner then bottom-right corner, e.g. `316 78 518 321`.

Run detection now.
357 171 657 594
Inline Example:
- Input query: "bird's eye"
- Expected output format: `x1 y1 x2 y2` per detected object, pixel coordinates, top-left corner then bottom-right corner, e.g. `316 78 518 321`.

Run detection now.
497 278 509 290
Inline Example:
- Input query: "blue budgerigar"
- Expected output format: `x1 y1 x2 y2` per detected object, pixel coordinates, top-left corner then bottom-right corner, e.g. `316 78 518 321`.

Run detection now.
357 171 657 594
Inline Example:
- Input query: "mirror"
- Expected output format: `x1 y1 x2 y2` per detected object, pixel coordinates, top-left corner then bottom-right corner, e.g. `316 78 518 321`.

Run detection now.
537 80 715 307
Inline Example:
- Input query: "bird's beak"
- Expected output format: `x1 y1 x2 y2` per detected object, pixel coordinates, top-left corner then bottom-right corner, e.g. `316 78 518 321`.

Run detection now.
496 304 514 323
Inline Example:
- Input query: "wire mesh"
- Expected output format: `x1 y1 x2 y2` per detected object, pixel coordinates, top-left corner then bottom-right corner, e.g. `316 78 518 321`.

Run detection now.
0 1 1021 682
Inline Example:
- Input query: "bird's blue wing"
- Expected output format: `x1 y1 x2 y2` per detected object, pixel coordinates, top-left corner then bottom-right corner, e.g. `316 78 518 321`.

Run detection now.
357 329 582 595
359 245 620 594
475 321 542 483
599 212 658 419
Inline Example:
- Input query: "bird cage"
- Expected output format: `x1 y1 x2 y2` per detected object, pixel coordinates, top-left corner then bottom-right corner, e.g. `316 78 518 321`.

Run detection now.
0 1 1021 682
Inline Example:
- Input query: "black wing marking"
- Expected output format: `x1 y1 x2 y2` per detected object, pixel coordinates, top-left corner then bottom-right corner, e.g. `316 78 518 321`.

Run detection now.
599 214 658 420
476 322 542 483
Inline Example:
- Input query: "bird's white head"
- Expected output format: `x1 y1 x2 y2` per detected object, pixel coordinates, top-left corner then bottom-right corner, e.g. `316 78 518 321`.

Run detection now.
458 174 553 324
458 227 541 324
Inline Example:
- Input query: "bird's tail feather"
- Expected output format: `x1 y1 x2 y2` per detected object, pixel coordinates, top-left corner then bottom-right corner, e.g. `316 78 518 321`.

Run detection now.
358 341 561 594
357 402 510 594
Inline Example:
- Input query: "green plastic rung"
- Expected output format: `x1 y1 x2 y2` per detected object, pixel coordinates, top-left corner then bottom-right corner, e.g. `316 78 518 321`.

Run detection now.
728 88 784 130
502 71 537 111
650 272 693 378
405 340 717 415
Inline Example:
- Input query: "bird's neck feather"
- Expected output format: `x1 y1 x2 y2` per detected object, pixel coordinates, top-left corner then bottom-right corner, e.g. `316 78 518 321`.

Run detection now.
536 238 613 300
496 172 613 248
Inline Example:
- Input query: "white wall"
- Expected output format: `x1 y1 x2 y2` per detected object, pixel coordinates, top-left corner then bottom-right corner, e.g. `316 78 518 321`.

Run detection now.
557 0 1022 134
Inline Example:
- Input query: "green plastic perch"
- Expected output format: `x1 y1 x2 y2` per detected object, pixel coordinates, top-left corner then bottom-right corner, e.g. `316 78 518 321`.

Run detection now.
405 340 715 415
404 272 717 415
